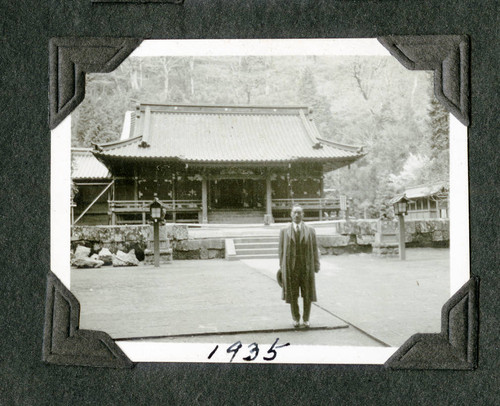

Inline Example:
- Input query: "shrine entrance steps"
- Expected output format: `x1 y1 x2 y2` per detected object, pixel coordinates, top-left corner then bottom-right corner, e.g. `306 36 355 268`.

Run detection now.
229 236 279 260
207 209 266 224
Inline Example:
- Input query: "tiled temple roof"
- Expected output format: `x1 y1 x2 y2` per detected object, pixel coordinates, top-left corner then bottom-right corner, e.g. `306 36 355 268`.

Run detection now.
93 104 365 166
391 181 449 204
72 148 111 179
404 182 449 199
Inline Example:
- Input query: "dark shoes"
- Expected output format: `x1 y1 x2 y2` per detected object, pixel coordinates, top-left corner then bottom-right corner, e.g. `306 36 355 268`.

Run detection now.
292 320 310 328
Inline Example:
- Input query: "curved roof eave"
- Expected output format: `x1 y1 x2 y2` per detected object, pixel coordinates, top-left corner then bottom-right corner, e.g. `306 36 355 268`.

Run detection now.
92 135 143 152
91 154 365 165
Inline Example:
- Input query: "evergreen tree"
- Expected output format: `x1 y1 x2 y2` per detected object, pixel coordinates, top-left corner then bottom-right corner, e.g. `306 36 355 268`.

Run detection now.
426 95 450 181
297 66 335 138
429 96 450 155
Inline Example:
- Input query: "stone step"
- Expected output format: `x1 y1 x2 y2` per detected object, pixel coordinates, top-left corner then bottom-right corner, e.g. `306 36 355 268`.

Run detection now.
208 213 266 218
233 236 279 258
235 247 278 255
225 236 280 260
235 254 279 260
207 210 266 224
234 242 279 248
207 217 265 224
233 237 279 244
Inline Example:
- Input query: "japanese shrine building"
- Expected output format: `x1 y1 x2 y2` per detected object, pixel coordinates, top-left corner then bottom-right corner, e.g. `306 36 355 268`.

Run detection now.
402 182 449 220
75 103 366 225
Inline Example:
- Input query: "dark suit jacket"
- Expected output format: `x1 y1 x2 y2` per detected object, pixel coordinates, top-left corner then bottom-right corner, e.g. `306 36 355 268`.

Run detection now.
278 223 320 303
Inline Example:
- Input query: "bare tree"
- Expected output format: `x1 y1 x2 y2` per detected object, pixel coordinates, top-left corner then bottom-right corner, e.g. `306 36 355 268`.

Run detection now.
352 58 386 101
129 58 143 91
150 56 187 101
352 62 369 101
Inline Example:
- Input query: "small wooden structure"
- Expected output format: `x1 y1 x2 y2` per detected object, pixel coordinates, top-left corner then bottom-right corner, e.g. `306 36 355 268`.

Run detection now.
76 103 366 225
71 148 112 225
402 182 449 220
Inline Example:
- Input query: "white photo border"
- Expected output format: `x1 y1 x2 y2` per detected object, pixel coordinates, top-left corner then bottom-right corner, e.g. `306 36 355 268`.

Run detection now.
50 38 469 364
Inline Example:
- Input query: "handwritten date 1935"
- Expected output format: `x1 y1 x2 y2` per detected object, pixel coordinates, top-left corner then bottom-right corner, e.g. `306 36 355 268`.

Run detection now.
208 338 290 362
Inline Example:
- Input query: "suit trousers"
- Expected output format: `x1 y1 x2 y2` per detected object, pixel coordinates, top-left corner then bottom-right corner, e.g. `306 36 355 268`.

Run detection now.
289 262 311 322
291 295 312 322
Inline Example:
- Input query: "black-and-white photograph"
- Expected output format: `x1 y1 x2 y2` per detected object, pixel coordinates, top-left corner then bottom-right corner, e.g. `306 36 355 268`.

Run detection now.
51 39 469 364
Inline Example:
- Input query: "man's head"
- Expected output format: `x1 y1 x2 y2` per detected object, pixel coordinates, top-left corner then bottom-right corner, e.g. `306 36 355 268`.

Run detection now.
291 205 304 224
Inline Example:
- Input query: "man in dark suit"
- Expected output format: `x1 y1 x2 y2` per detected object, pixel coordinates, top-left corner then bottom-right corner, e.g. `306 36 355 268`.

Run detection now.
278 205 320 328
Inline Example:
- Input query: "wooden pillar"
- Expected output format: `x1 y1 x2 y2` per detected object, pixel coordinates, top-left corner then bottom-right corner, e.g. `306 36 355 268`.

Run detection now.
111 178 116 225
265 171 273 224
107 184 111 225
207 174 211 208
201 177 208 223
319 172 324 198
172 171 177 223
266 175 272 215
133 168 139 201
398 214 406 260
287 167 292 201
134 169 143 224
319 174 324 221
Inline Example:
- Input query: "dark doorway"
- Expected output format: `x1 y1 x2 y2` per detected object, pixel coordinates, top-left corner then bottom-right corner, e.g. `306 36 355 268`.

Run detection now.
210 179 265 209
217 179 242 208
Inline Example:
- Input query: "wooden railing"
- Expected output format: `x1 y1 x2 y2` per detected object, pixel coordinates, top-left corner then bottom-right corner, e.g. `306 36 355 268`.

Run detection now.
107 198 342 224
272 198 342 210
109 198 340 212
109 200 202 213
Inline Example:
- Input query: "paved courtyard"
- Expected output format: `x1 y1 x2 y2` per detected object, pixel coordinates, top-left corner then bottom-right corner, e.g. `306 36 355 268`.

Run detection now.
71 248 449 348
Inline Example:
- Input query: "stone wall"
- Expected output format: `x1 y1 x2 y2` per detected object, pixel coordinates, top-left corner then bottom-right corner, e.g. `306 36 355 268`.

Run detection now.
72 224 186 260
173 239 225 260
71 224 225 260
403 219 450 247
72 218 449 262
318 220 377 255
317 219 449 256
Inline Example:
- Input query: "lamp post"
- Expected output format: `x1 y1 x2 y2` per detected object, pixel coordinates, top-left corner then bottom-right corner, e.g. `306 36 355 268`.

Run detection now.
391 195 409 261
149 195 164 268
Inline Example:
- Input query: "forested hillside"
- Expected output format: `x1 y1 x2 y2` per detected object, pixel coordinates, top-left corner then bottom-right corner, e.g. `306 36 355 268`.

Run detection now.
72 55 449 218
